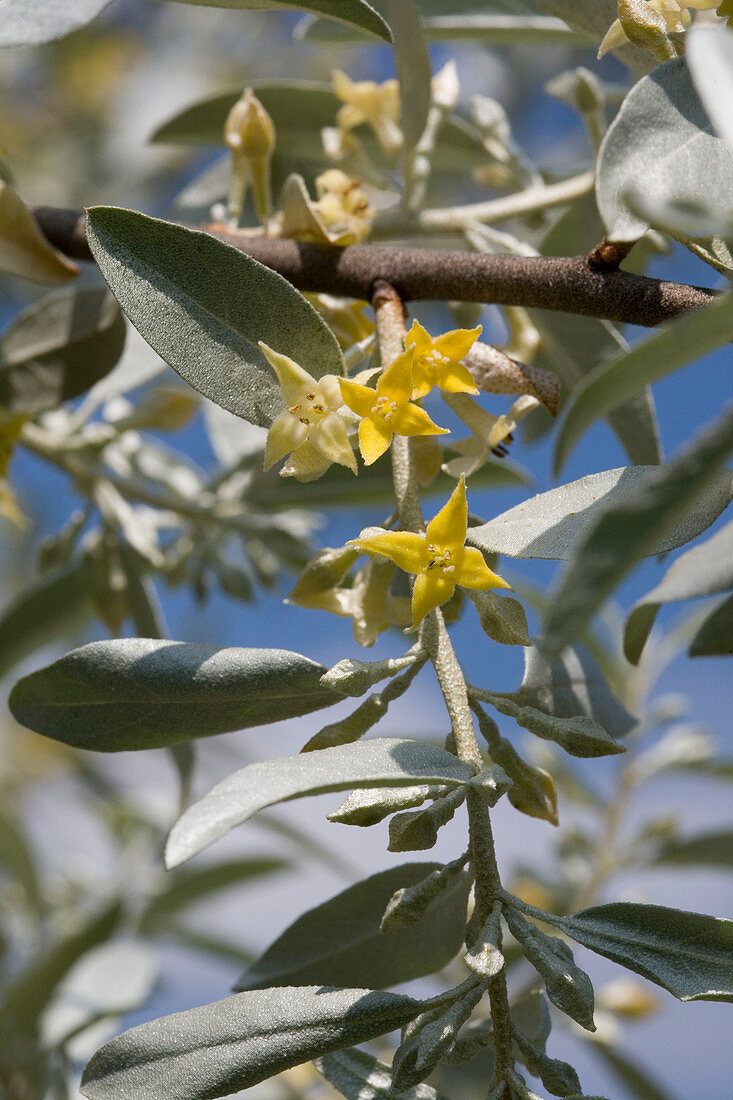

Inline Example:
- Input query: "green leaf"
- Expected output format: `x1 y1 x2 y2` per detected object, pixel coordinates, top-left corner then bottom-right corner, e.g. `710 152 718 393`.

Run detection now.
0 809 43 913
475 692 624 759
503 906 595 1030
690 592 733 657
388 0 431 150
624 519 733 665
79 986 420 1100
508 641 637 738
1 901 121 1032
687 25 733 147
166 737 473 867
596 57 733 243
0 181 79 283
469 465 732 562
545 409 733 656
592 1044 675 1100
9 639 340 753
653 830 733 870
0 286 126 415
139 858 290 933
0 560 95 682
153 0 391 41
0 0 110 45
85 207 343 427
316 1047 450 1100
300 10 586 45
554 292 733 473
321 649 424 697
538 902 733 1002
41 942 158 1051
467 590 530 646
235 862 470 991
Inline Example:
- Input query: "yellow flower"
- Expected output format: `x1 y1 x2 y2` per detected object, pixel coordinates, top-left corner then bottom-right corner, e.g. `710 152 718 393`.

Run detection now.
339 348 448 466
405 320 481 400
313 169 374 244
598 0 719 57
349 475 510 627
332 69 403 155
260 342 356 482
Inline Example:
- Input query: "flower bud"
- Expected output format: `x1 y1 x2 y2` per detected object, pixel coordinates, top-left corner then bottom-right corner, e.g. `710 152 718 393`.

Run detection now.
224 88 275 228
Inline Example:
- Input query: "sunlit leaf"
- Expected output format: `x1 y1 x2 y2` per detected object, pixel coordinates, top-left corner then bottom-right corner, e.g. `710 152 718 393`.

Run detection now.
153 0 391 40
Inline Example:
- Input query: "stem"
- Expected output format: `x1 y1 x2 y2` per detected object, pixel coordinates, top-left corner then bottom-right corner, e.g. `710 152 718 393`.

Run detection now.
372 280 517 1094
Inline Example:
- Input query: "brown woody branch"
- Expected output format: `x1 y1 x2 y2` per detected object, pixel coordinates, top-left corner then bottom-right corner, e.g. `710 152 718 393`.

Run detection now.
32 205 718 329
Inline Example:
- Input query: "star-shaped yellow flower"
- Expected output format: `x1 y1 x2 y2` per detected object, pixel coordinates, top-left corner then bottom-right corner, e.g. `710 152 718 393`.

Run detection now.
405 320 481 400
260 342 356 482
332 69 403 156
348 476 510 627
338 348 448 466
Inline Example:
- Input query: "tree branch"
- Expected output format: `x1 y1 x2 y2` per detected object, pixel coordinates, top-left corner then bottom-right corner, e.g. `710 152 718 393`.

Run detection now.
32 205 717 329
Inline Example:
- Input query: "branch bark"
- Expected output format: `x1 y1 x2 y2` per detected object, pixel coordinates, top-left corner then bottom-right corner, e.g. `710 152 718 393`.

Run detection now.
32 205 718 329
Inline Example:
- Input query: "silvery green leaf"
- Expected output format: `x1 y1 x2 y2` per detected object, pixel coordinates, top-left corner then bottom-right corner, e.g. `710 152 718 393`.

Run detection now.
41 942 157 1050
475 693 624 759
686 25 733 147
79 987 420 1100
509 641 637 738
468 466 732 561
539 902 733 1002
471 704 559 825
0 286 126 415
320 648 424 697
0 560 94 682
388 0 431 150
327 785 434 827
235 863 470 991
388 786 468 852
545 409 733 656
512 1031 581 1098
653 830 733 870
690 592 733 657
503 906 595 1031
166 738 473 867
624 519 733 665
9 640 339 753
77 324 170 418
596 57 733 242
316 1047 450 1100
554 292 733 473
85 207 344 426
467 590 530 646
0 0 110 47
152 0 391 41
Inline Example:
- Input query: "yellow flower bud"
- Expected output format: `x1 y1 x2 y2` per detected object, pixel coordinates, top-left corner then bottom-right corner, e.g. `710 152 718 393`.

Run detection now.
224 88 275 229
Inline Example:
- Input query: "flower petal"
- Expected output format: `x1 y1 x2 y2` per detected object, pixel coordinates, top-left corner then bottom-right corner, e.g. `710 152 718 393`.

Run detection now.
411 571 456 626
282 441 331 482
377 347 415 405
434 325 482 362
434 362 479 395
405 319 433 358
358 416 392 464
258 342 316 405
264 410 307 469
339 377 379 419
350 529 427 575
390 403 449 439
313 412 357 472
425 475 468 551
455 546 511 592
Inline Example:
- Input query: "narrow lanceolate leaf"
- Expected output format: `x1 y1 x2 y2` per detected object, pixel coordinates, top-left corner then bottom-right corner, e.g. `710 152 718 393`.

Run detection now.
85 207 343 427
388 0 432 150
0 560 94 681
0 287 126 415
653 831 733 870
80 987 419 1100
166 738 473 867
477 693 625 759
689 592 733 657
468 466 732 561
9 639 340 753
0 181 78 281
467 590 530 646
545 409 733 656
0 0 110 46
596 57 733 242
236 863 470 991
539 903 733 1002
624 519 733 665
316 1047 450 1100
152 0 391 42
508 641 637 739
554 292 733 473
503 906 595 1031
